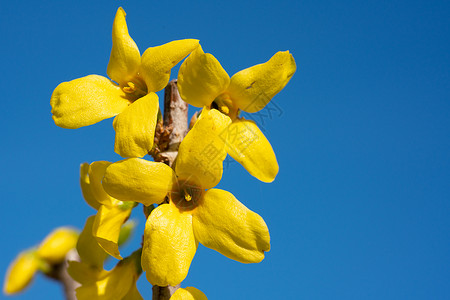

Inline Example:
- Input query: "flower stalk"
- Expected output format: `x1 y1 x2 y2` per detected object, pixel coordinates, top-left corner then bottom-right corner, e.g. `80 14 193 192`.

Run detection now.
151 80 188 299
152 80 189 166
44 249 80 300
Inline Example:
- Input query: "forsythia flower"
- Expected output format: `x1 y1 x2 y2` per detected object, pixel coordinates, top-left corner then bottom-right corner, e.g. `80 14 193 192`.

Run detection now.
102 108 270 286
75 250 143 300
170 287 208 300
68 216 138 295
178 46 296 182
80 162 135 260
75 216 109 270
50 7 199 158
69 165 138 288
4 227 79 295
3 250 40 295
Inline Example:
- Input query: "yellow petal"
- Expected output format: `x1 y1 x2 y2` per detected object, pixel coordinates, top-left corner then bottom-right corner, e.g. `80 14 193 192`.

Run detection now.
67 261 108 285
76 257 138 300
225 119 278 182
3 250 39 295
106 7 141 86
192 189 270 263
88 161 119 206
37 227 79 264
80 163 102 210
93 205 132 260
175 108 231 189
122 283 144 300
170 287 208 300
103 158 175 206
77 216 108 269
228 51 296 113
142 203 197 286
113 93 159 158
51 75 130 129
178 45 230 107
140 39 199 92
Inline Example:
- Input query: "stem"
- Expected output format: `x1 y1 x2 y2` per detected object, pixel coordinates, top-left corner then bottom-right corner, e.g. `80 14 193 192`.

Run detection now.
152 285 181 300
151 80 188 299
45 249 80 300
59 250 80 300
158 79 189 166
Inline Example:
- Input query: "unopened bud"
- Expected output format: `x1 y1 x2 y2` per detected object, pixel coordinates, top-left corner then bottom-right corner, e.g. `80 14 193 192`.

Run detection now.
37 227 79 264
3 249 40 295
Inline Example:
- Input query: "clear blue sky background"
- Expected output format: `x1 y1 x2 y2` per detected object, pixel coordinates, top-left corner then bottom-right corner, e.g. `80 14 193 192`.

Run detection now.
1 0 449 299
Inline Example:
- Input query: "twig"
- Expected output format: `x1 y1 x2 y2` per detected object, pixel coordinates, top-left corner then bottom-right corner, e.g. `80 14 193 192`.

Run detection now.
45 249 80 300
151 80 188 299
58 250 80 300
152 285 181 300
155 80 189 166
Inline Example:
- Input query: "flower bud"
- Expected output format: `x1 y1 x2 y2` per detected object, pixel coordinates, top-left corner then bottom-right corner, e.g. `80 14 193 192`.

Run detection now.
3 249 40 295
37 227 79 264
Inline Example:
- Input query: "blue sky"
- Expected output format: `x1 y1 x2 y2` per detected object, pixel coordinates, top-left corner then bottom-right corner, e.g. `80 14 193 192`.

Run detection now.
1 0 449 299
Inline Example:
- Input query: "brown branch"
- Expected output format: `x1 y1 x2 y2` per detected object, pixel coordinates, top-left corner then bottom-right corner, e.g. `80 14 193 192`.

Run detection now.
150 80 188 299
155 79 189 166
58 250 80 300
45 249 80 300
152 285 181 300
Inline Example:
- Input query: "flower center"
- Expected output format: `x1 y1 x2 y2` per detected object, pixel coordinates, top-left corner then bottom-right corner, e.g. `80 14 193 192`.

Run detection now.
121 76 147 101
212 93 239 120
170 180 204 211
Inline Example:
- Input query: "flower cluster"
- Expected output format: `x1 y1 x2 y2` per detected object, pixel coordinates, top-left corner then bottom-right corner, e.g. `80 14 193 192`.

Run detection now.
4 7 295 299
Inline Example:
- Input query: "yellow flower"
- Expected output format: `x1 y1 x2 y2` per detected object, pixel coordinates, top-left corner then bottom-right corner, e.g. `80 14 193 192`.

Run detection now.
37 227 79 264
50 7 199 158
67 260 108 286
170 287 208 300
79 162 135 260
76 216 109 269
3 250 40 295
69 217 137 289
75 250 143 300
102 109 270 286
178 46 296 182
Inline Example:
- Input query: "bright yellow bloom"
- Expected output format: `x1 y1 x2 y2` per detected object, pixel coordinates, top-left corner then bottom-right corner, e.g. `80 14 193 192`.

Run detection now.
3 249 40 295
103 109 270 286
75 250 143 300
170 287 208 300
69 218 135 286
76 216 109 269
67 260 108 286
178 46 296 182
37 227 79 264
50 7 199 158
80 162 135 260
